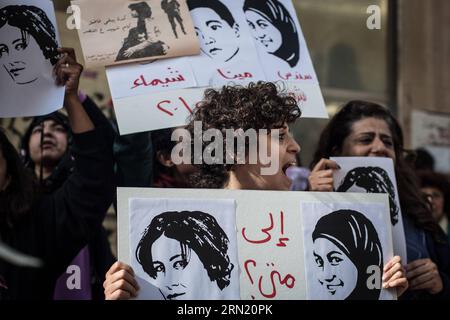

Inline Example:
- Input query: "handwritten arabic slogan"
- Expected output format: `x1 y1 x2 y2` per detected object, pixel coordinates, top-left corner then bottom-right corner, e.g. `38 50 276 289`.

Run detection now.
129 198 240 300
330 157 407 265
0 0 64 118
411 110 450 173
301 201 395 300
72 0 199 68
236 190 303 300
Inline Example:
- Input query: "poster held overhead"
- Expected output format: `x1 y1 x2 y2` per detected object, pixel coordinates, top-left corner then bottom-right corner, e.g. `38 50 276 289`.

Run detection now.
107 0 328 135
0 0 64 118
72 0 200 68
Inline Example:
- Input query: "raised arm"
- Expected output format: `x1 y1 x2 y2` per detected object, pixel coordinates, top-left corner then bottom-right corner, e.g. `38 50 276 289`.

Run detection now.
38 48 115 273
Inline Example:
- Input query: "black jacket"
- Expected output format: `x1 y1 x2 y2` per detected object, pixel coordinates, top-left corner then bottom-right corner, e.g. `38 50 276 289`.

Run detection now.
0 114 115 300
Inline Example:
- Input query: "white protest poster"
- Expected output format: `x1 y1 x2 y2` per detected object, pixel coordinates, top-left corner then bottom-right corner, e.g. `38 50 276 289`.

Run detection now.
129 198 239 300
301 201 395 300
72 0 199 68
241 0 326 119
118 188 393 300
0 0 64 118
106 57 197 99
187 0 266 87
411 110 450 173
113 87 203 134
330 156 407 265
242 0 317 84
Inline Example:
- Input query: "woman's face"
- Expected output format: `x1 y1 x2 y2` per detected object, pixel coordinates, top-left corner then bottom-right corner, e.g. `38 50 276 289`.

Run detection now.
245 10 282 54
313 237 358 299
340 117 396 161
28 120 68 168
0 149 10 192
0 24 49 85
421 186 445 221
191 7 240 62
150 235 207 300
233 124 300 191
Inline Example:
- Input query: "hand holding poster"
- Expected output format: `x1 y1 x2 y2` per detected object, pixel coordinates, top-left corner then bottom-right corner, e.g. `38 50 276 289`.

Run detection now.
330 156 407 264
72 0 200 68
118 188 397 300
0 0 64 118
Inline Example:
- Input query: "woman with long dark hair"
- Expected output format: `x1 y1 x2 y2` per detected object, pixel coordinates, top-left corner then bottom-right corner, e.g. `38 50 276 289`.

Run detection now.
309 100 450 299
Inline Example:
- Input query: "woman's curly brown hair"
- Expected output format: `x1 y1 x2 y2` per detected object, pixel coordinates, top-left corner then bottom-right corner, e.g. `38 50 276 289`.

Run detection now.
186 82 301 188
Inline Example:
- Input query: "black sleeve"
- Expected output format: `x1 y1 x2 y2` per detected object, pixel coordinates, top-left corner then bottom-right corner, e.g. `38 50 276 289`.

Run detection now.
38 123 115 275
427 233 450 299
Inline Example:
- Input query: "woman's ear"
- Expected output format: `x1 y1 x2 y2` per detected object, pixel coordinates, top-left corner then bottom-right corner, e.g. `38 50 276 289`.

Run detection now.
156 151 174 168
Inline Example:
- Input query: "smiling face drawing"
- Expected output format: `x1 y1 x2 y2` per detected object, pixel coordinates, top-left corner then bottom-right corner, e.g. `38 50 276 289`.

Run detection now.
313 237 358 298
0 24 49 85
245 10 282 54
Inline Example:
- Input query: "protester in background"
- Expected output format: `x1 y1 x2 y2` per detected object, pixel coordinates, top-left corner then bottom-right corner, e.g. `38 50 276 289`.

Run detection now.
309 100 450 299
0 47 114 300
103 83 406 299
20 94 115 300
405 148 435 171
417 171 450 239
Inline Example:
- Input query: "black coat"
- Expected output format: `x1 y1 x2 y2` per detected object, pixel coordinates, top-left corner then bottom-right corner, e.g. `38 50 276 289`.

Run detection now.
0 118 115 300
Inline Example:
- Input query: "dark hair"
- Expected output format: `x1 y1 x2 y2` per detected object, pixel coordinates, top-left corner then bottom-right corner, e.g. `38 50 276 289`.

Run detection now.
129 2 152 19
0 130 37 225
312 209 383 300
337 166 399 226
0 5 59 65
405 148 435 171
243 0 299 67
311 100 442 240
186 81 300 188
188 0 236 27
128 1 152 39
417 170 450 214
151 128 177 185
136 210 234 290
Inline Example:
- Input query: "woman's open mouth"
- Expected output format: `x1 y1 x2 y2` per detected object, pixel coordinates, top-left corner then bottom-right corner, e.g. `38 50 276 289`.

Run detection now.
282 161 296 176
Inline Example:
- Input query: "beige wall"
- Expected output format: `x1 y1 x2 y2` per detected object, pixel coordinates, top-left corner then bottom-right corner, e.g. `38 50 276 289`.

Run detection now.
397 0 450 147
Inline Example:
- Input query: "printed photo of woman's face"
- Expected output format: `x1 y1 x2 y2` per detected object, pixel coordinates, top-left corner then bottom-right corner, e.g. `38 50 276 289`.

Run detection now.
245 10 282 54
150 235 206 300
190 7 239 62
0 24 48 85
313 237 358 298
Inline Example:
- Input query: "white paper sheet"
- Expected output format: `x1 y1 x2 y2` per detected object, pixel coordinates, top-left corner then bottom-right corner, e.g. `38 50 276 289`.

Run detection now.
129 197 239 300
330 157 407 265
301 201 395 300
0 0 64 118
